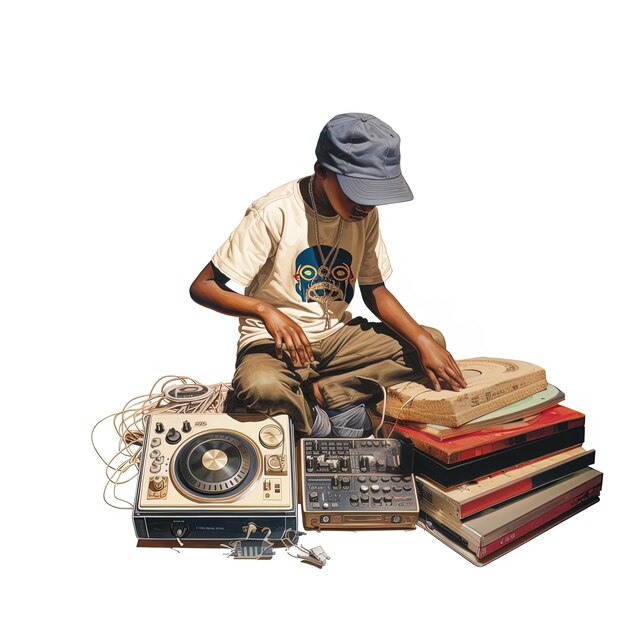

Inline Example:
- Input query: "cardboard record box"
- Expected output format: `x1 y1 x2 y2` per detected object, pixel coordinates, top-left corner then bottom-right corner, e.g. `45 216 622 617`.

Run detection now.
379 357 547 428
396 384 565 441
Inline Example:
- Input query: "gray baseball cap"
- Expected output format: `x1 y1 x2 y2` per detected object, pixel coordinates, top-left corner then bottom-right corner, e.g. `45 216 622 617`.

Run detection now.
315 112 414 206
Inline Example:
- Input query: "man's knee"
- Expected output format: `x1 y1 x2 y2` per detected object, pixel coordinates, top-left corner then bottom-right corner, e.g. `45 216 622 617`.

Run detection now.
233 366 292 408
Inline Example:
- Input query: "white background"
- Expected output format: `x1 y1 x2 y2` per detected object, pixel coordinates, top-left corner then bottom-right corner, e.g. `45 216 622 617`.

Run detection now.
2 1 624 624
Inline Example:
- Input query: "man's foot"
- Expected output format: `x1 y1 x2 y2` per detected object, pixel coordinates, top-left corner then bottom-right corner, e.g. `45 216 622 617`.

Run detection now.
310 403 372 438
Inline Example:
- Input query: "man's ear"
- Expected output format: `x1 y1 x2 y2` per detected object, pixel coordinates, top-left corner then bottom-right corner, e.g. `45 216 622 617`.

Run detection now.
314 161 329 178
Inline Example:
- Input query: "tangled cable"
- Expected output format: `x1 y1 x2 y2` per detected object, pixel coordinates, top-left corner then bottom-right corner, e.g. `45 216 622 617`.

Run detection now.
91 375 233 510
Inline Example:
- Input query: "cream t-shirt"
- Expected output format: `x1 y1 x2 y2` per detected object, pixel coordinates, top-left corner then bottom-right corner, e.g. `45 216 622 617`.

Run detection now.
212 179 392 353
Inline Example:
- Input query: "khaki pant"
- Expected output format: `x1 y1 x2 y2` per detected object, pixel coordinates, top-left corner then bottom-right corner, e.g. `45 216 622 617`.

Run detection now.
232 316 445 435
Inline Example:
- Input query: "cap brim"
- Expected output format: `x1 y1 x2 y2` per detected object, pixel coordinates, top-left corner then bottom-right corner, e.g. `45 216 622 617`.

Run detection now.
337 173 414 206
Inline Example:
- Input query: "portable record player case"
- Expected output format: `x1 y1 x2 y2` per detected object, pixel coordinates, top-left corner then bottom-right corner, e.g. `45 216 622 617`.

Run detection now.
133 412 298 546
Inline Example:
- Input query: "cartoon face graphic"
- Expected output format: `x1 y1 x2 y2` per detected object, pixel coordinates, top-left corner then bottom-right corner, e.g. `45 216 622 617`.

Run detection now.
293 246 355 304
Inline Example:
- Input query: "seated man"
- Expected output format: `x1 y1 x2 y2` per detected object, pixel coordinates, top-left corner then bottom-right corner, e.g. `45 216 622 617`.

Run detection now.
190 113 466 438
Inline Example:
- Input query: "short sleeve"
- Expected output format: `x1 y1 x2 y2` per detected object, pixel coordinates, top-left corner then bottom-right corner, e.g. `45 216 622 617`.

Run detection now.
212 206 280 287
357 208 393 285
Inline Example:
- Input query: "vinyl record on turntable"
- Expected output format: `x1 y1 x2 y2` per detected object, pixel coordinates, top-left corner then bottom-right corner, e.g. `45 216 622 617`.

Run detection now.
171 431 261 502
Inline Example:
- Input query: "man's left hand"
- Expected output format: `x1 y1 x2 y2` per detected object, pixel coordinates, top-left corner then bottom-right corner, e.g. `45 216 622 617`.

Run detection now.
414 334 467 392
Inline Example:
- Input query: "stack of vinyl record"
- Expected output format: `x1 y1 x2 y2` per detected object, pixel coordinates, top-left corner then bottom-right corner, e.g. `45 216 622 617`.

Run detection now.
380 357 602 566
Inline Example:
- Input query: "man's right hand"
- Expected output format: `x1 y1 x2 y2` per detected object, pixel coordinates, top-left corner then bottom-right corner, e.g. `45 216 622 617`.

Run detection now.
260 306 315 368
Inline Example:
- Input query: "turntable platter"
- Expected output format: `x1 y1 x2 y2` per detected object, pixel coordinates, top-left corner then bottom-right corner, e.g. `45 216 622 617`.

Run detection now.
172 432 259 498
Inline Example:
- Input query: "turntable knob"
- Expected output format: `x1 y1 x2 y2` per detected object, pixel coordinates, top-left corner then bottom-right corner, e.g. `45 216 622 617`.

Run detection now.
166 428 181 444
155 422 164 434
182 420 191 433
259 424 284 448
151 476 164 491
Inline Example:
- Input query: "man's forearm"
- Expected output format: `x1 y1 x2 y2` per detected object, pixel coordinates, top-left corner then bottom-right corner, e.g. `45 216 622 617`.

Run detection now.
363 285 433 349
189 262 275 321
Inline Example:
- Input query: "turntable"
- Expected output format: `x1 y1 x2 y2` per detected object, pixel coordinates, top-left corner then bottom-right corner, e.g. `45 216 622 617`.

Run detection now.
133 412 298 546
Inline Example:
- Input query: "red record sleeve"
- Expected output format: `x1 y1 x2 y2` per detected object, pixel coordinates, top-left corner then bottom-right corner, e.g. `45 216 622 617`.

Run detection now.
384 405 585 464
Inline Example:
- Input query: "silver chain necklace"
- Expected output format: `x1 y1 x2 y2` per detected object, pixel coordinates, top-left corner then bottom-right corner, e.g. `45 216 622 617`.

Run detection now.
307 175 345 330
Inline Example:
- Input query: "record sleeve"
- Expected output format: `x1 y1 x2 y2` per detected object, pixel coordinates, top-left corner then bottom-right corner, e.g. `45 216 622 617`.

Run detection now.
420 467 602 559
411 426 585 487
416 446 595 520
388 404 584 464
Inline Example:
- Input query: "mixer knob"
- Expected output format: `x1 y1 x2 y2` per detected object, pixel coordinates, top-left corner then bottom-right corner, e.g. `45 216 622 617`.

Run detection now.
182 420 191 433
359 485 369 494
371 484 381 494
306 456 315 472
376 460 385 470
166 428 181 444
373 496 382 505
341 477 351 488
155 422 164 434
359 456 370 472
309 491 319 502
340 456 350 471
331 475 340 488
350 495 359 507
